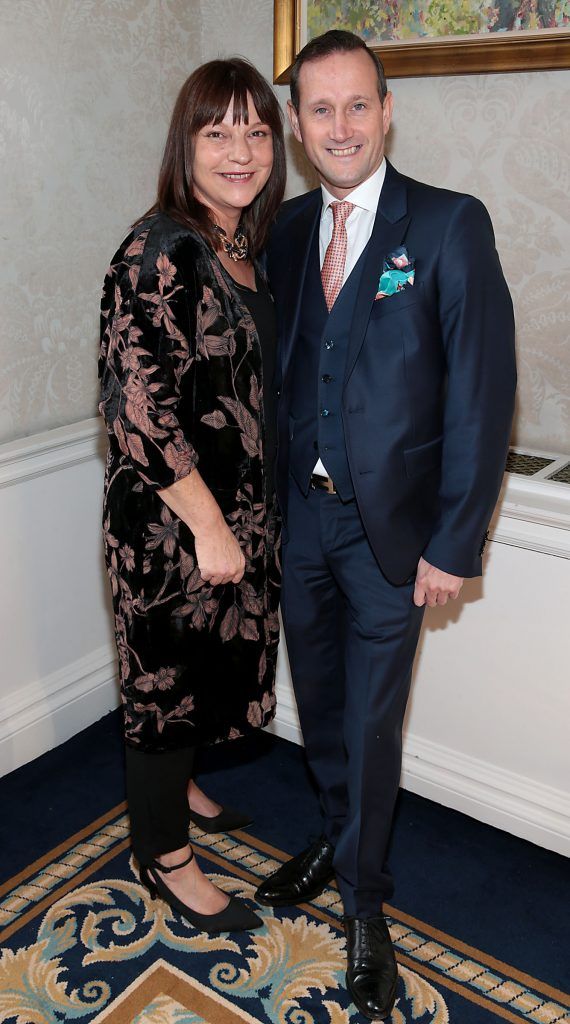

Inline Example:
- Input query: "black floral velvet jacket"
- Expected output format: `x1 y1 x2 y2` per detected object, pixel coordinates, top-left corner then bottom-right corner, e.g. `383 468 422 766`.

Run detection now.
99 214 280 751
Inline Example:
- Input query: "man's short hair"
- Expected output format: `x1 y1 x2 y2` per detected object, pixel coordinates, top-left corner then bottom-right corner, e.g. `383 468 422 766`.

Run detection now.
290 30 388 110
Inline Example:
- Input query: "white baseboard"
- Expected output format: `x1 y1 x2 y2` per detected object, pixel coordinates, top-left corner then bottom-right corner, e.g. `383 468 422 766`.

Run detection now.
268 682 570 857
266 676 301 745
0 645 119 777
400 733 570 857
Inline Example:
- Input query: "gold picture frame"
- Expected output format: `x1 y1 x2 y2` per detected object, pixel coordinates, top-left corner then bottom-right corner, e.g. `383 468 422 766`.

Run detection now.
273 0 570 82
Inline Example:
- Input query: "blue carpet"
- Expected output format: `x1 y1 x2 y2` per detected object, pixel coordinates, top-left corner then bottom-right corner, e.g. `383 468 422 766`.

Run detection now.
0 709 568 1004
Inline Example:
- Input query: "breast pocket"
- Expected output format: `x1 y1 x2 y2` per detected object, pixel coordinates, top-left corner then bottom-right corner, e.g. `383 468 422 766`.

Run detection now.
369 282 423 320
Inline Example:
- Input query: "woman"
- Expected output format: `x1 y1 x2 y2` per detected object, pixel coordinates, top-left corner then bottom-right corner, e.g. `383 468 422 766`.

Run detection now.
99 58 285 933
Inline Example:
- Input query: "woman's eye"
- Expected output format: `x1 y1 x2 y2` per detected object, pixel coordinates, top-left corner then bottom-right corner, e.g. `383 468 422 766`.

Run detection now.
206 130 225 139
250 129 269 138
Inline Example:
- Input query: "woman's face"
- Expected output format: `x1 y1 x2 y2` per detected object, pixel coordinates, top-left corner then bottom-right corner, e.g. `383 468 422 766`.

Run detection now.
192 92 274 230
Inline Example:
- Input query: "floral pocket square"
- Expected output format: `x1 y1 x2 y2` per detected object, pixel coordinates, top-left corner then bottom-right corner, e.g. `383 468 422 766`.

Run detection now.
375 246 415 299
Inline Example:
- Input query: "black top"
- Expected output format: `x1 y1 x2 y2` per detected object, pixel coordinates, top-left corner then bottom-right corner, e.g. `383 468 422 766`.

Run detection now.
236 271 277 493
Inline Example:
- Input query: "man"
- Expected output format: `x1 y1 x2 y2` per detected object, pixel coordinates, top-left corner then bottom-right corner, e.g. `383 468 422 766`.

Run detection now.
256 30 516 1021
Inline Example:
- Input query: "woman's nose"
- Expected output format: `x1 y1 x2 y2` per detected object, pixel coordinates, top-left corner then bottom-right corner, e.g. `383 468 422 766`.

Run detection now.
228 136 252 163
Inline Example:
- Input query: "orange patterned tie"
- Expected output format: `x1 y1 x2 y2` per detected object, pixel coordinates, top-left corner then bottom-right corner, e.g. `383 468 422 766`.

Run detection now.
321 200 355 311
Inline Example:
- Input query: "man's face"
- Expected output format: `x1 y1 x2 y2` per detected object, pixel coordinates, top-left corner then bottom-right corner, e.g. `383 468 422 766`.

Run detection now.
288 49 393 200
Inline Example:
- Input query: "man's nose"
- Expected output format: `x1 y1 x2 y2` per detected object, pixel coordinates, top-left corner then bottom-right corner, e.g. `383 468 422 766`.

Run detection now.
330 113 351 142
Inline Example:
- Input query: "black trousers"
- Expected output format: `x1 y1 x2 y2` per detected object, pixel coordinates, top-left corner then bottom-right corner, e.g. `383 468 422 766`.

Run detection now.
125 745 195 865
281 481 425 917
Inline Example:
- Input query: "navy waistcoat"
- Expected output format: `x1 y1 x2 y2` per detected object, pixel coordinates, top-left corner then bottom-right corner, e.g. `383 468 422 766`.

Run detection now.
288 226 369 500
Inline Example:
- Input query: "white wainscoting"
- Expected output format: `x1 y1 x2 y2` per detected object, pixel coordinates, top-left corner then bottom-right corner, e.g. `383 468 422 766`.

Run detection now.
1 420 569 856
0 420 118 777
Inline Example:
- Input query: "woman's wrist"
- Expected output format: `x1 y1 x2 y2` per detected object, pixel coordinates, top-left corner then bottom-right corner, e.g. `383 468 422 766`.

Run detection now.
189 508 227 539
158 470 224 537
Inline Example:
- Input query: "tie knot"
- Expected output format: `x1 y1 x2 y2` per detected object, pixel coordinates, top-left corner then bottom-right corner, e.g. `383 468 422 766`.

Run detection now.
331 201 354 227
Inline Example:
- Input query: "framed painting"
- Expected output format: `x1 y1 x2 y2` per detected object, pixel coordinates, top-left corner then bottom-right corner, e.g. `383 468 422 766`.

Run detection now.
274 0 570 81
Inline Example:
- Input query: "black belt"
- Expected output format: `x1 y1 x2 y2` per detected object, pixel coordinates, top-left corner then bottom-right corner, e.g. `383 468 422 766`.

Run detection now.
310 473 337 494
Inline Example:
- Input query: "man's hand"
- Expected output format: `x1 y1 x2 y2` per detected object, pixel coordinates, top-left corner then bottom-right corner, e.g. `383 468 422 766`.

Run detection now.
413 556 464 608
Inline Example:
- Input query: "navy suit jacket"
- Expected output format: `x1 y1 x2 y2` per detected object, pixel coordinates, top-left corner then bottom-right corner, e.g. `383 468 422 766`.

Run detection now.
268 161 516 584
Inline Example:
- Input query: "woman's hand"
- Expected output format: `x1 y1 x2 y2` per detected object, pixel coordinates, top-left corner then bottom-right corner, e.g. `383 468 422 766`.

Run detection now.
157 468 245 585
194 520 245 586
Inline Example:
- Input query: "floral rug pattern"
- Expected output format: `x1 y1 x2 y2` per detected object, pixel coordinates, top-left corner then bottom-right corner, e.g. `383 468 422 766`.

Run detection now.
0 806 568 1024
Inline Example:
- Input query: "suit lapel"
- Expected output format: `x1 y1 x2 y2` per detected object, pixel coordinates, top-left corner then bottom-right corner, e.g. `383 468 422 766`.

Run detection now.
280 192 321 386
344 162 410 383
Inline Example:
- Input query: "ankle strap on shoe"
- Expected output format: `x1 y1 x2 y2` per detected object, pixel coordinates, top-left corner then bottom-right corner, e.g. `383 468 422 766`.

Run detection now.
153 848 194 873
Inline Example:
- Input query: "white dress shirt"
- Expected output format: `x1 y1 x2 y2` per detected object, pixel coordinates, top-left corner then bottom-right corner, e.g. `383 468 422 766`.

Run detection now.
313 159 387 477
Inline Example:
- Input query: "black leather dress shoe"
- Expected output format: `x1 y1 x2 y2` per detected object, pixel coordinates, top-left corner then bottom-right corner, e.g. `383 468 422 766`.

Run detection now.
255 836 335 906
345 915 398 1021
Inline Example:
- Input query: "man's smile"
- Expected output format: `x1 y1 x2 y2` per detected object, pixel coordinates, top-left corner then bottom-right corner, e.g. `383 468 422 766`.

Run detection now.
327 145 362 157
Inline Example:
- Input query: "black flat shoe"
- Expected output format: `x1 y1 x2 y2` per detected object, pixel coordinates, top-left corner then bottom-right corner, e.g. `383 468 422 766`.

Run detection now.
187 805 253 834
139 847 262 934
255 835 335 907
345 914 398 1021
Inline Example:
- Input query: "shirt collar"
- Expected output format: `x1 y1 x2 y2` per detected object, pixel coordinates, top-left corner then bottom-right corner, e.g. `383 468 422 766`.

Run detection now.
321 158 386 215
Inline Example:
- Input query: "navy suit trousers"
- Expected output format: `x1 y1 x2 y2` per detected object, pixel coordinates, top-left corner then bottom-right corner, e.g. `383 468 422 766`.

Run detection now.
281 479 425 916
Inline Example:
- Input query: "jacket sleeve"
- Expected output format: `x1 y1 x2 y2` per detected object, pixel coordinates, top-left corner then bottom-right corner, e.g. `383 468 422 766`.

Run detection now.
422 196 516 577
99 235 199 491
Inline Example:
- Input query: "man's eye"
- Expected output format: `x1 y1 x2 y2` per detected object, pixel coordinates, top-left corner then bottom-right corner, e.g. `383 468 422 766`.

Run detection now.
314 107 328 115
353 103 366 111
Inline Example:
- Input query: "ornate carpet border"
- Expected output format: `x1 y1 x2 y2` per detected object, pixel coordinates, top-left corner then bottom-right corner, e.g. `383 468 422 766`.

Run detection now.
1 801 568 1024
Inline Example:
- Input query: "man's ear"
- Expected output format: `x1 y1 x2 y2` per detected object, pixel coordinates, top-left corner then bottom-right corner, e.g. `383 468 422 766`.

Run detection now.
382 91 394 136
287 100 303 143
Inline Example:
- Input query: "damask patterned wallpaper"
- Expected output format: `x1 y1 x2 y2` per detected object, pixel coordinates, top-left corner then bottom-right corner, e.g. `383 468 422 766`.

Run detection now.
1 0 569 452
0 0 201 442
387 72 570 454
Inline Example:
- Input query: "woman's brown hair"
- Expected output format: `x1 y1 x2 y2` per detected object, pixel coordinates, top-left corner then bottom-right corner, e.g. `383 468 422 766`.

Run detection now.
141 58 285 257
